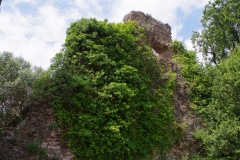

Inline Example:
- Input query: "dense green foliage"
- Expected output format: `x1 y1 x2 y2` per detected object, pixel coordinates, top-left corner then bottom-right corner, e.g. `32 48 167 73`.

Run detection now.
174 40 240 160
189 1 240 159
193 47 240 159
37 18 178 159
0 52 43 127
192 0 240 64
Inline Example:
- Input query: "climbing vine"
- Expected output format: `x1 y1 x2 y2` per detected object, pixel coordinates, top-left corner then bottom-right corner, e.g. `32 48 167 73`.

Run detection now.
36 18 178 159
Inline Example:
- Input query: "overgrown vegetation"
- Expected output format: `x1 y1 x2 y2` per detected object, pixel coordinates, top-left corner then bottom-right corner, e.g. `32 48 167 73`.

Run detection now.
1 0 240 159
193 47 240 159
34 18 178 159
27 140 48 160
174 41 240 159
172 0 240 159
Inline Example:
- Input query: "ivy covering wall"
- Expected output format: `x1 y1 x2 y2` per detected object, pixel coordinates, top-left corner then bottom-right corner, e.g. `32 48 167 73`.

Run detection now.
35 18 179 159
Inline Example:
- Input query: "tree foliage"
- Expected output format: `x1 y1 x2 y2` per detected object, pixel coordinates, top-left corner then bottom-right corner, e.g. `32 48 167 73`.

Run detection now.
38 18 179 159
192 0 240 64
187 1 240 158
0 52 43 127
193 47 240 159
174 41 240 159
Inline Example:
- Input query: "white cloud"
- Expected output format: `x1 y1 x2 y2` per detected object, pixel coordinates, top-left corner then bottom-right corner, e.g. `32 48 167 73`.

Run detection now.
177 0 209 14
185 39 204 62
13 0 36 6
74 0 106 19
0 0 209 69
185 39 194 51
1 2 70 69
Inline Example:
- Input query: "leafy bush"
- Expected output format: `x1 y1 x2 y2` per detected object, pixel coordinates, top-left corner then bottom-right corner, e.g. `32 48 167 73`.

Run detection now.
37 18 178 159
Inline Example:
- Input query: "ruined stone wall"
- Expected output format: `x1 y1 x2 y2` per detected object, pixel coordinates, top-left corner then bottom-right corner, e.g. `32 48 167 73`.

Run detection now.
123 11 172 59
124 11 202 159
0 12 202 160
162 60 202 159
0 103 74 160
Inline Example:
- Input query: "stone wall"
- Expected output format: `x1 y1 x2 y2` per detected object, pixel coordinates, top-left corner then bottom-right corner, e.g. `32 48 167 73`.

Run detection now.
162 60 202 159
124 11 202 159
123 11 173 59
0 103 74 160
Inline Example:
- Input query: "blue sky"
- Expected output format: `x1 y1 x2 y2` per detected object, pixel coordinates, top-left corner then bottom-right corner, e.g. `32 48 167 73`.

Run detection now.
0 0 209 69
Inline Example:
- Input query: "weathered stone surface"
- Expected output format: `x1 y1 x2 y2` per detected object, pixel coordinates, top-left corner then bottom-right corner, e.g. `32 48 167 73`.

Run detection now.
124 11 202 159
0 103 74 160
123 11 172 59
158 59 202 159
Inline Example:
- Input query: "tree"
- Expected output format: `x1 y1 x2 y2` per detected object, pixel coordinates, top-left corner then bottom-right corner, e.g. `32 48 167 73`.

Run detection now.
0 52 43 128
192 0 240 64
41 18 179 159
193 47 240 159
173 41 240 159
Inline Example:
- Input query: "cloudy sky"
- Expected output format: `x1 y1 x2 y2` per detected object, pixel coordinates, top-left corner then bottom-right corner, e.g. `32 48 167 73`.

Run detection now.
0 0 209 69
